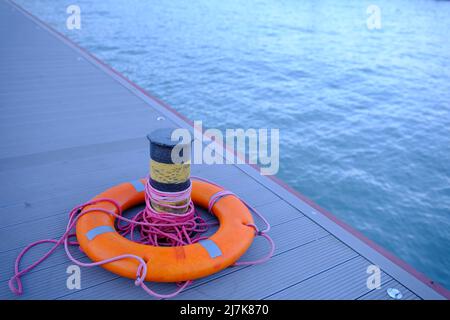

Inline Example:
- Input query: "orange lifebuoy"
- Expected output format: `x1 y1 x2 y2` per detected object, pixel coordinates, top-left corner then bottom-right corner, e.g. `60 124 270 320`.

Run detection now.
76 179 255 282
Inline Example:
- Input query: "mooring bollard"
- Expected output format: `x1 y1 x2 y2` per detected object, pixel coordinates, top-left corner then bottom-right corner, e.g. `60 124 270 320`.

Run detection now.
147 128 192 214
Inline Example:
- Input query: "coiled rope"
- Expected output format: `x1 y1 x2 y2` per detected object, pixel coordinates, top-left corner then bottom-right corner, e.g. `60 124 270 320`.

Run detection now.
117 180 209 246
8 177 274 299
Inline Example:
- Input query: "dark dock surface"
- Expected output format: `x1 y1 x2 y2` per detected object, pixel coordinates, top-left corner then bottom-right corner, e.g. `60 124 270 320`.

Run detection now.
1 0 448 300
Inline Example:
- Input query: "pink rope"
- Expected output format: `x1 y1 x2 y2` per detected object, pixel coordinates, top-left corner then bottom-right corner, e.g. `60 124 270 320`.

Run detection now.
116 180 210 246
195 176 275 266
8 177 274 299
8 197 195 299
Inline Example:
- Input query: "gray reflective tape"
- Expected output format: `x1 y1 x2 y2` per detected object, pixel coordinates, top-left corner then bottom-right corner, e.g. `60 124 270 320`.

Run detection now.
130 180 145 192
86 226 115 240
198 239 222 258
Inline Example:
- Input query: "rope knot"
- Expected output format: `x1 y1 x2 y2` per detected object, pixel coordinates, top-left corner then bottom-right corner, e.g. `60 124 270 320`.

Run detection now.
134 278 142 286
8 276 23 296
135 263 146 286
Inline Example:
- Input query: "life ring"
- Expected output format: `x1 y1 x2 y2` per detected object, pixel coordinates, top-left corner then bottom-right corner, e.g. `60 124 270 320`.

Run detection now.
76 179 255 282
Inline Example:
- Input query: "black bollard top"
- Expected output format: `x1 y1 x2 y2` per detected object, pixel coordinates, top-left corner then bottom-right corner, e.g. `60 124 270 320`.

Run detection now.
147 128 192 164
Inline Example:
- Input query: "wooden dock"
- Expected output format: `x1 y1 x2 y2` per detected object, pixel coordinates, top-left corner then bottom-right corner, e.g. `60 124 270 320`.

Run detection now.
0 0 448 300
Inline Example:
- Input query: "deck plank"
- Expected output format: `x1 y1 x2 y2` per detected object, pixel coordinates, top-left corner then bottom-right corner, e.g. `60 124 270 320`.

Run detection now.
172 236 357 300
265 255 394 300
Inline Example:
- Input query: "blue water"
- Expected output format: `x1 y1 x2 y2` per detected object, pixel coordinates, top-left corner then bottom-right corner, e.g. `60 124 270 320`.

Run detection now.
16 0 450 290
